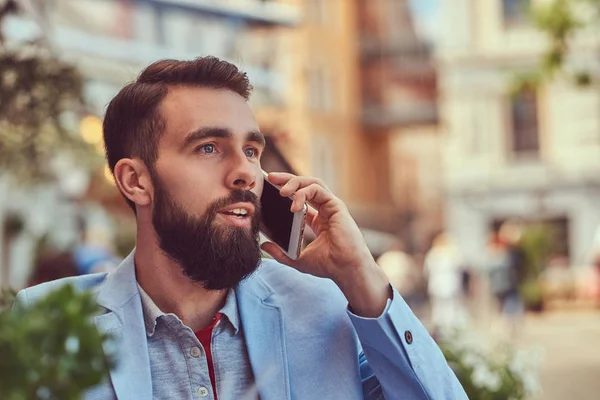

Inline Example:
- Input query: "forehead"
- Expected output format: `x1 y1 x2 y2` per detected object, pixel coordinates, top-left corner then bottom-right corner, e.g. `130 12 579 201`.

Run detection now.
159 86 258 146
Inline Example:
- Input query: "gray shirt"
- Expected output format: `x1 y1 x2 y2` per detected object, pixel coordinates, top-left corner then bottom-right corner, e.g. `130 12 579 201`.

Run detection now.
138 284 258 400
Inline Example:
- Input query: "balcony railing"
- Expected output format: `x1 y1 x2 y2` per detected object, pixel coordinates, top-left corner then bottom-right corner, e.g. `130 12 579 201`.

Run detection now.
3 16 286 96
147 0 302 26
362 101 438 129
360 36 430 59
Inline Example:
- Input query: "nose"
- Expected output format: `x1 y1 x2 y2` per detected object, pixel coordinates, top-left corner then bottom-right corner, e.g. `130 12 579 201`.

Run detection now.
226 153 257 191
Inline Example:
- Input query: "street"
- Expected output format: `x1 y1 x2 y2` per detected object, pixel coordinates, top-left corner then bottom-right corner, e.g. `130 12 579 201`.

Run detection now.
522 311 600 400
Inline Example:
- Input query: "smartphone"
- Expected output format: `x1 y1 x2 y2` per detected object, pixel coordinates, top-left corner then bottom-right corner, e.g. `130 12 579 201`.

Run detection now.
259 171 307 260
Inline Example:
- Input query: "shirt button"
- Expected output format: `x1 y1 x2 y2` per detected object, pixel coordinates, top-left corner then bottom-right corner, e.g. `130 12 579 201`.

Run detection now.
404 330 413 344
190 346 201 358
197 387 209 397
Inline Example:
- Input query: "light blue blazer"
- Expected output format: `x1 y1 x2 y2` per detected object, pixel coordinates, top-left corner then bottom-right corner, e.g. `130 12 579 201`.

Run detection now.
15 252 467 399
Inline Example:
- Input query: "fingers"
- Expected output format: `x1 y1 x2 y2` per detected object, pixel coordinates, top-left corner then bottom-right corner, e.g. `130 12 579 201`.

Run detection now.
306 206 318 225
268 173 330 196
261 242 297 266
305 207 319 234
266 172 296 186
287 184 320 212
267 173 336 212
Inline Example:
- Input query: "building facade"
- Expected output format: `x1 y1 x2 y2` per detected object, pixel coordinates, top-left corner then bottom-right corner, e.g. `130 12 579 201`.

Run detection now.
438 0 600 267
355 0 442 254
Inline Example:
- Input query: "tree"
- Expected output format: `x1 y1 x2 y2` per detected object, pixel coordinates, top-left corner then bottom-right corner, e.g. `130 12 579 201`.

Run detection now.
0 0 98 183
515 0 600 91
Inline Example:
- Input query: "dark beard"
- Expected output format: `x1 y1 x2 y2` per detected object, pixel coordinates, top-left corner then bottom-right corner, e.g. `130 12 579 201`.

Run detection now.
151 176 262 290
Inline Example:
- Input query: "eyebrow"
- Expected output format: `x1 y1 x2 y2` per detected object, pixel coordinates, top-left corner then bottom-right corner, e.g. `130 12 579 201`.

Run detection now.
181 126 266 150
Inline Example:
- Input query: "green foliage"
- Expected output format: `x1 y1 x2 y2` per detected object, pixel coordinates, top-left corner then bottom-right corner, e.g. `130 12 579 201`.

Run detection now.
516 225 555 311
440 333 541 399
519 0 600 88
520 279 544 311
519 224 555 281
0 284 115 399
0 286 16 311
533 0 581 75
510 71 543 96
0 4 98 183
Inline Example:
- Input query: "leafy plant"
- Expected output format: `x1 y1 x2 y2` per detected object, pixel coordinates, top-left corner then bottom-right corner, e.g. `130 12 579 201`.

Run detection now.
0 0 99 184
0 284 115 399
520 279 544 311
0 286 16 311
441 332 542 400
519 225 555 282
515 0 600 90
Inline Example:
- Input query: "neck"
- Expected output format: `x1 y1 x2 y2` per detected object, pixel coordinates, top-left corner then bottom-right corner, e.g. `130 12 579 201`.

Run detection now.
134 218 228 332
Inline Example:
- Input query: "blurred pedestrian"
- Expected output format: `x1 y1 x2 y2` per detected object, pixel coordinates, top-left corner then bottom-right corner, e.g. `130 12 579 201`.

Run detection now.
487 222 526 339
376 241 420 300
424 232 468 338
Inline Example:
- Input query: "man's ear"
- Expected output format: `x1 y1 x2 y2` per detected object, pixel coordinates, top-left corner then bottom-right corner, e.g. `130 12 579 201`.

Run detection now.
113 158 153 207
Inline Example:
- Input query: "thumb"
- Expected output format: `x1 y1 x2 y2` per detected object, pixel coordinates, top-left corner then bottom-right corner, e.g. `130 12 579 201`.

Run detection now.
261 242 297 267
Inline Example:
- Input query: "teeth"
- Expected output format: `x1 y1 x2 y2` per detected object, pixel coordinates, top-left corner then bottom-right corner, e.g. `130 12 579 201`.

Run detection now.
231 208 248 215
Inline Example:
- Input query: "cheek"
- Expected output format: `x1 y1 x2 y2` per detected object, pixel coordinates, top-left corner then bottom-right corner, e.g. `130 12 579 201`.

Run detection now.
254 177 265 197
159 166 216 214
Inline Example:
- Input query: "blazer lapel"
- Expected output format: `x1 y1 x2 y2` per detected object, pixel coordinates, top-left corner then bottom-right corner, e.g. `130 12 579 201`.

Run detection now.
94 251 152 400
237 269 291 400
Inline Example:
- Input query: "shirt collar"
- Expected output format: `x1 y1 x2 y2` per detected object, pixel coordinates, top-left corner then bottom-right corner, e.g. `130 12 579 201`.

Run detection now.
220 289 240 334
137 283 240 337
137 283 164 337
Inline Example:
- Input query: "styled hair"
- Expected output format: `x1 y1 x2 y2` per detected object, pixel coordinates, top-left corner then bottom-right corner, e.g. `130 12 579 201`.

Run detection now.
102 57 253 211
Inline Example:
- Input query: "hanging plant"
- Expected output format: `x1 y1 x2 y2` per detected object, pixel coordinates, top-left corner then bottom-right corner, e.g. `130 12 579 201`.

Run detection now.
0 1 99 184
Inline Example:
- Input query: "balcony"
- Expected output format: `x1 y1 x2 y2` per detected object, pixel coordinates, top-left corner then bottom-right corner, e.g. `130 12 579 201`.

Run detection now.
146 0 302 27
362 100 438 129
360 36 429 59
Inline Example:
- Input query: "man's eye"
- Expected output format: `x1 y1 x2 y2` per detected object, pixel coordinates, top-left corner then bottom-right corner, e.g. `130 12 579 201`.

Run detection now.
245 148 258 157
198 144 215 154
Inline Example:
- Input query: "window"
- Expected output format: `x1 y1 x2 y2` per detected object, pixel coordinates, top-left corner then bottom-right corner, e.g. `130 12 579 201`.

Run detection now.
510 89 539 157
502 0 531 26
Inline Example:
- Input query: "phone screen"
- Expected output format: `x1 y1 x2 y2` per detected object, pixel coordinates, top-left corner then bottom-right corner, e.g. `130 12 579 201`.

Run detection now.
259 179 294 251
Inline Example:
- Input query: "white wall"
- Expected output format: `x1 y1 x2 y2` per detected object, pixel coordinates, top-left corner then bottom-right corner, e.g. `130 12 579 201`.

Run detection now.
438 0 600 267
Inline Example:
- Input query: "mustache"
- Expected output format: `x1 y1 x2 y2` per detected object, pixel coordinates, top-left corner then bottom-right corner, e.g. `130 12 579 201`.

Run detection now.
208 189 261 216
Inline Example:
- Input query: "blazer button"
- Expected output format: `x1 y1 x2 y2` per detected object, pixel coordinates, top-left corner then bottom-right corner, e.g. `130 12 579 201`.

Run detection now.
404 330 413 344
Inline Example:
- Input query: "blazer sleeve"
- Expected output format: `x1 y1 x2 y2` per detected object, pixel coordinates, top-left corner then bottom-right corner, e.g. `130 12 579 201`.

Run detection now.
347 286 467 400
12 288 30 312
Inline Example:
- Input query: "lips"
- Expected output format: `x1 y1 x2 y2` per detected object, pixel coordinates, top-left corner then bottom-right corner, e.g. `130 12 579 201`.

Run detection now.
221 208 249 217
218 203 255 216
217 203 255 226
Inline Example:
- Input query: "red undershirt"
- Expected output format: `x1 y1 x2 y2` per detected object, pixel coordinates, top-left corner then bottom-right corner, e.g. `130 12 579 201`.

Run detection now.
194 313 223 400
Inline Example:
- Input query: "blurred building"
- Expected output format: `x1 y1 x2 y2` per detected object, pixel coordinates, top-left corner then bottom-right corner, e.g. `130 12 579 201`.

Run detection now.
354 0 442 254
258 0 403 255
437 0 600 267
269 0 442 255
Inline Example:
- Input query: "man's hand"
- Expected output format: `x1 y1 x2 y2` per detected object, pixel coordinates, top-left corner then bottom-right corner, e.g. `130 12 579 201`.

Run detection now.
260 172 392 318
